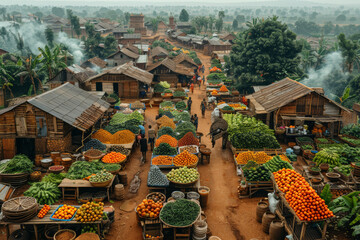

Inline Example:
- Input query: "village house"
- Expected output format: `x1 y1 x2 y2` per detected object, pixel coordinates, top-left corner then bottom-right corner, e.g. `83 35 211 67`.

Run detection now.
118 33 142 45
203 38 232 56
157 21 168 35
172 53 198 69
176 22 192 31
0 48 9 56
150 46 169 62
246 78 354 136
85 62 153 98
129 14 147 36
0 83 109 159
80 57 107 71
221 33 236 43
106 48 140 67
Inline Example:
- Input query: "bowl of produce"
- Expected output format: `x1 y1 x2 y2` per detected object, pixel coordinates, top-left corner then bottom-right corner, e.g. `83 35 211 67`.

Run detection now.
92 191 107 202
83 149 105 162
102 152 126 164
146 192 166 203
319 163 329 172
48 165 64 174
136 199 163 219
309 167 321 175
102 164 121 175
159 199 201 227
310 177 322 185
79 192 92 203
326 172 341 182
178 145 199 155
40 158 53 169
89 170 113 187
173 151 199 168
166 167 199 186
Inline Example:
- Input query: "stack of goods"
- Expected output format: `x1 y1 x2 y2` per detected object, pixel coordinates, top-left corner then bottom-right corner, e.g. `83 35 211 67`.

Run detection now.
263 156 293 172
2 197 38 222
210 66 222 72
153 143 178 156
112 130 135 144
84 149 104 161
24 182 61 205
154 83 165 93
301 144 314 150
173 111 191 122
159 101 175 111
152 156 173 166
273 169 334 221
147 192 166 203
67 161 105 180
162 89 173 97
160 199 200 227
243 164 270 182
51 205 77 220
136 199 163 219
75 202 104 222
175 101 187 110
159 119 176 129
155 135 178 148
131 101 144 109
102 152 126 164
340 124 360 138
211 90 218 95
178 132 199 147
228 103 247 111
82 139 107 152
173 151 198 167
147 165 170 186
167 167 199 184
341 136 360 146
159 81 170 89
101 164 121 174
179 146 198 154
221 105 234 111
219 85 228 92
91 129 113 144
224 114 280 149
175 122 196 140
160 111 174 119
157 127 176 138
107 145 131 156
313 149 340 167
110 112 144 125
236 151 272 165
104 121 140 134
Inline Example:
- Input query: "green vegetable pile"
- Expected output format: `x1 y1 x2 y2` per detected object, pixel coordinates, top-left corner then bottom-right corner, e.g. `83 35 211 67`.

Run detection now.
243 165 270 181
285 153 297 162
24 182 61 205
175 101 187 110
110 111 144 125
301 144 314 150
41 173 67 185
167 167 199 184
161 111 174 118
159 81 170 89
173 91 186 98
154 83 165 93
67 161 105 180
327 145 360 164
296 137 314 144
342 136 360 146
263 156 293 173
340 123 360 138
164 89 172 93
316 138 331 143
175 122 196 140
160 101 174 109
102 164 121 172
0 154 34 174
160 199 200 227
334 165 352 177
222 106 234 111
153 143 178 155
157 127 176 138
89 169 113 182
104 123 140 134
230 131 280 149
313 149 340 166
173 111 191 122
317 143 346 151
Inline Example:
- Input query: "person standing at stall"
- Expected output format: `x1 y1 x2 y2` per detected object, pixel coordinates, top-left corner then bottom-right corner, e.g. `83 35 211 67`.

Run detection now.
140 134 148 163
187 97 192 113
194 114 199 130
148 125 156 151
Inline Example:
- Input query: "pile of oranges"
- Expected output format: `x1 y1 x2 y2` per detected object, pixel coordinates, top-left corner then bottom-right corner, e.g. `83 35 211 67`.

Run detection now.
274 169 334 222
37 204 50 219
173 150 198 167
155 135 178 148
52 205 77 220
145 234 161 239
102 152 126 163
136 199 163 219
75 202 104 222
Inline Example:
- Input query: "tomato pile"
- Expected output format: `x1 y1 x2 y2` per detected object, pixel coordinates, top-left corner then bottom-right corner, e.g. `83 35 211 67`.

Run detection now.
52 205 77 220
274 169 334 221
136 199 163 219
173 150 198 166
102 152 126 163
38 204 50 218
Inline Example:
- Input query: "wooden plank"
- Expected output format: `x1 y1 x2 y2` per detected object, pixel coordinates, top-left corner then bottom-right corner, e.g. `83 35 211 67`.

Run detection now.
2 138 15 159
15 116 27 136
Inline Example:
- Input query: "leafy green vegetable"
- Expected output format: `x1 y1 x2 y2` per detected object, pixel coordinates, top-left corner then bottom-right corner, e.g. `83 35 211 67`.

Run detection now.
157 127 176 138
341 124 360 138
222 106 234 111
159 81 170 89
175 101 187 110
110 111 144 125
301 144 313 150
24 182 61 205
173 91 186 98
160 199 200 226
173 111 191 122
342 137 360 146
175 122 196 140
320 184 332 206
154 83 165 93
41 173 67 185
230 131 280 149
0 154 33 174
153 143 178 155
67 161 105 179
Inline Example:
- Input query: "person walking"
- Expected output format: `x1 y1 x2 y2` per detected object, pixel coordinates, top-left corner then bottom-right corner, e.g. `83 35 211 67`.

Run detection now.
202 76 205 85
140 134 148 163
193 114 198 130
187 97 192 113
148 125 156 151
200 99 206 117
197 76 202 88
190 83 194 94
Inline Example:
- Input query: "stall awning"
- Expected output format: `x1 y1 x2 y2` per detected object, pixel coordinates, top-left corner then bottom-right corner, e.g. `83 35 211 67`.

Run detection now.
281 115 342 122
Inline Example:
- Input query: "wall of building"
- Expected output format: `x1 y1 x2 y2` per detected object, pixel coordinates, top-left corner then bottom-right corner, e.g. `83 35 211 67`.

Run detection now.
107 53 135 67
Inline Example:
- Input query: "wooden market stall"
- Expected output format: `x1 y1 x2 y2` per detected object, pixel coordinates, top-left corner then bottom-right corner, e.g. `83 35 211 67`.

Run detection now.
0 83 110 159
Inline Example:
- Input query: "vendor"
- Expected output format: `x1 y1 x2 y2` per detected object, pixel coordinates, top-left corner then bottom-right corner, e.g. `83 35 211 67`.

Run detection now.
139 125 145 136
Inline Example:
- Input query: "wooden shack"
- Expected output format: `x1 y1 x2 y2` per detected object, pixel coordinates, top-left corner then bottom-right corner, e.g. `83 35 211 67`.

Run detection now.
0 83 109 159
203 38 232 56
106 48 139 67
85 62 153 98
150 46 169 62
80 57 107 70
147 57 194 85
173 53 198 69
246 78 353 135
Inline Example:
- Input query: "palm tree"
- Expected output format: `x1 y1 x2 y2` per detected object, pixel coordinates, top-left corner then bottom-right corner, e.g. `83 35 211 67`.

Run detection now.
16 55 43 95
38 45 67 80
0 56 15 97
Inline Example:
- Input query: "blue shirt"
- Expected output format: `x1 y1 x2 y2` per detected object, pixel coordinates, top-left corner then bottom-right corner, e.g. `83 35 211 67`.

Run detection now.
139 125 145 135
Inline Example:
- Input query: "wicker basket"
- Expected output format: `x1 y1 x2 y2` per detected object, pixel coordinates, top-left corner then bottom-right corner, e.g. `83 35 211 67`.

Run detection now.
54 229 76 240
275 128 286 135
89 177 112 187
146 192 166 203
168 174 199 186
84 150 105 162
48 165 65 174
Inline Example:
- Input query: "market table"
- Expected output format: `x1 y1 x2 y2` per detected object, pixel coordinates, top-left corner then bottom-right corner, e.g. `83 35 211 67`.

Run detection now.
0 205 104 240
58 177 115 202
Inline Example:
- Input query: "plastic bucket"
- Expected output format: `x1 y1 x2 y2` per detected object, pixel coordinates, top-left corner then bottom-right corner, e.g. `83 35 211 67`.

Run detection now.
198 186 210 208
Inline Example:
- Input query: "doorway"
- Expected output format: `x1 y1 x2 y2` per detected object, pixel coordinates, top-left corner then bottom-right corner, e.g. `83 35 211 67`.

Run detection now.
16 138 35 160
113 83 119 95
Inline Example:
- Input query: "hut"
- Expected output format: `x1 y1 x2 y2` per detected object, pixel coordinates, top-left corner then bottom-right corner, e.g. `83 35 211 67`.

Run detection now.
203 38 232 56
80 57 107 70
150 46 169 62
0 83 109 159
106 48 140 67
246 78 353 136
173 53 198 69
85 62 153 98
118 33 141 45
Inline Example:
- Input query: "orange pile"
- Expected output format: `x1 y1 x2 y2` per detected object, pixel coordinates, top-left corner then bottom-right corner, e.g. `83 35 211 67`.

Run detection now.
178 132 199 147
219 85 228 92
52 205 77 220
92 129 112 143
112 130 135 144
211 90 218 95
274 169 334 222
155 135 178 148
210 67 222 72
173 150 198 166
152 156 173 165
102 152 126 163
136 199 163 219
38 204 50 219
160 121 176 130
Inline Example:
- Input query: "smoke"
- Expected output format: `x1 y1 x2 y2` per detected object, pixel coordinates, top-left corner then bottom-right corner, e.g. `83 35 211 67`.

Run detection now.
57 32 84 64
301 52 349 100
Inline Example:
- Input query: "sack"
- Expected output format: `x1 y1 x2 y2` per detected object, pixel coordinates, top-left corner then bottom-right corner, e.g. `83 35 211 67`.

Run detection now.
268 192 279 213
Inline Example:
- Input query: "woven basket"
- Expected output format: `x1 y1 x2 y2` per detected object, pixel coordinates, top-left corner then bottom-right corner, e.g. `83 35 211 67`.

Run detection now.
146 192 166 203
89 177 112 187
84 150 105 162
54 229 76 240
168 174 199 186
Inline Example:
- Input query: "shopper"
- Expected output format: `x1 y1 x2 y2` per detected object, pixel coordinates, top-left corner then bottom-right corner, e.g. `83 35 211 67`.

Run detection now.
187 97 192 113
194 114 198 131
148 125 156 151
190 83 194 94
140 134 148 163
200 99 206 117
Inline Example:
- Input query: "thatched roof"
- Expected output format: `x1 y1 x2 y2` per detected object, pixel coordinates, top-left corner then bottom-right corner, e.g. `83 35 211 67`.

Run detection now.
147 58 194 77
150 46 169 58
81 57 107 69
173 53 198 68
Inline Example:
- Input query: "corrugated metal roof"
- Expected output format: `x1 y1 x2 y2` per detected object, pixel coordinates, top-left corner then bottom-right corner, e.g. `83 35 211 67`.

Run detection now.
133 44 150 52
123 33 141 39
121 48 139 59
136 55 148 64
82 57 107 68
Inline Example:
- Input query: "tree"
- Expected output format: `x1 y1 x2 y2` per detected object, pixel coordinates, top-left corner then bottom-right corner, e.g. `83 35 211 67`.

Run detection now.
350 17 357 22
0 55 15 97
226 17 303 92
236 15 245 23
16 55 43 95
71 15 81 37
104 35 117 57
38 45 67 80
218 11 225 20
124 12 130 24
338 33 360 73
34 11 43 20
336 14 346 21
52 7 65 18
151 18 159 33
179 9 189 22
0 8 6 20
232 19 239 30
45 27 54 48
66 9 74 37
215 18 223 33
208 16 215 32
323 21 334 35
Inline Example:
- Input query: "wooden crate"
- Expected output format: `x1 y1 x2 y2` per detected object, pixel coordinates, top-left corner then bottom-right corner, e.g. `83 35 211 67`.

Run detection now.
241 171 273 198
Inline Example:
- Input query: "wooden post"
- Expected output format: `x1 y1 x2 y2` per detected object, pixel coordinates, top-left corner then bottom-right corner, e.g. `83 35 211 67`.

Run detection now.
53 116 57 132
266 113 270 126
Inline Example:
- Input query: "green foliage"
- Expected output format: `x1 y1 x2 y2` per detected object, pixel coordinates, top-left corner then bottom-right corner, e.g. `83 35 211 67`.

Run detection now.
0 154 33 174
320 184 332 206
151 40 174 52
175 122 196 140
230 131 280 149
211 59 222 68
175 101 187 110
153 143 178 155
157 127 176 138
341 124 360 138
179 9 189 22
338 33 360 73
154 83 166 93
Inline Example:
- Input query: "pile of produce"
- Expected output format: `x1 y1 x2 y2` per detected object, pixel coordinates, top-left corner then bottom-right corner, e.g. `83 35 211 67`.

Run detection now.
52 205 77 220
41 173 67 185
317 143 346 150
159 81 170 89
342 136 360 146
82 139 106 152
101 163 121 172
110 112 144 125
328 145 360 164
173 91 186 98
91 129 113 143
152 156 173 166
316 138 332 143
285 153 297 162
236 151 272 165
104 123 140 134
112 130 135 144
102 152 126 163
243 165 270 181
334 165 352 177
175 101 187 110
89 170 113 183
147 165 170 186
84 149 103 158
81 225 98 234
131 101 144 109
219 85 228 92
230 131 280 149
173 150 198 166
263 156 293 172
173 111 191 122
228 103 247 110
340 123 360 138
157 127 176 138
279 155 291 163
313 149 340 166
156 115 173 125
179 146 198 154
178 132 199 147
207 72 226 82
153 143 178 156
24 182 61 205
222 105 234 111
160 199 200 226
159 101 174 111
37 205 50 219
175 122 196 140
161 111 174 118
274 169 334 221
160 121 176 130
211 90 218 95
155 135 178 148
136 199 163 219
164 89 172 93
301 144 314 150
154 83 165 93
67 161 104 180
147 192 166 203
167 167 199 184
0 154 33 174
108 145 130 156
224 114 274 136
76 202 104 222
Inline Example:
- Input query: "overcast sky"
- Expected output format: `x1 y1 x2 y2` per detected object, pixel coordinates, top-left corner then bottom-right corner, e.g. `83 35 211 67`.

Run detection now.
1 0 360 6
